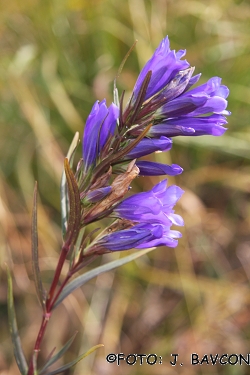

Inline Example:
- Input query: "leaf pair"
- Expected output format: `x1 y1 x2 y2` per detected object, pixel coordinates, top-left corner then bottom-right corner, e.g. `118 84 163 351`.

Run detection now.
39 332 103 375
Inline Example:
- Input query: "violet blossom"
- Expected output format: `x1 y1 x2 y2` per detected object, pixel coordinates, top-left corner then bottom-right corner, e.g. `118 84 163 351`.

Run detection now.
96 180 184 251
124 36 229 155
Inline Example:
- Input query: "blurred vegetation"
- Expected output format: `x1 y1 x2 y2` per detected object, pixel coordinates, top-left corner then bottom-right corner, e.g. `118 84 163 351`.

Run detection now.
0 0 250 374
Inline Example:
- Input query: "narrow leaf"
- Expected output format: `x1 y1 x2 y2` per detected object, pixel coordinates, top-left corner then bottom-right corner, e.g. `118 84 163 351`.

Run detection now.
113 87 119 108
39 332 78 374
7 266 28 375
114 40 137 92
46 344 104 375
53 247 155 309
70 227 86 267
32 353 38 375
64 158 81 247
31 182 46 308
61 132 80 237
113 40 137 108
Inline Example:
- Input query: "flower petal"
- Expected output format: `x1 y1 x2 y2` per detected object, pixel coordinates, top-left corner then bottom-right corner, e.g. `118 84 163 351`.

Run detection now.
83 100 109 171
125 136 172 159
157 114 227 136
133 36 190 101
136 161 183 176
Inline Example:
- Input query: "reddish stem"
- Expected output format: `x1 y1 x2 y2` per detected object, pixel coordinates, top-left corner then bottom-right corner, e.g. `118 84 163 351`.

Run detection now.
27 243 70 375
46 244 69 310
27 245 96 374
27 315 49 375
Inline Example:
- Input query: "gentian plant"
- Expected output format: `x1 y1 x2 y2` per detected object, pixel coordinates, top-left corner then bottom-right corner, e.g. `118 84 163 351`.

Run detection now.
7 36 230 375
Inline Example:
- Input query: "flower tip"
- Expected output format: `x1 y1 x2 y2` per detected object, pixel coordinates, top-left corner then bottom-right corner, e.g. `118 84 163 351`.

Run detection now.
212 127 227 136
171 164 183 174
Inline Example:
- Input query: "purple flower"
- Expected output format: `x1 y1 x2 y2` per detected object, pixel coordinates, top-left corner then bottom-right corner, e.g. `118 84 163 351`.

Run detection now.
128 36 230 139
124 136 172 159
136 161 183 176
135 224 182 248
83 100 119 172
151 77 229 137
150 114 227 137
97 223 162 251
114 179 184 226
96 180 184 251
133 36 189 102
97 223 182 250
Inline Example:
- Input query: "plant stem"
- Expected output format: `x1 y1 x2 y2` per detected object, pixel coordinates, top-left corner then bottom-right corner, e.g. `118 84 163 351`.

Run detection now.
27 244 96 374
46 244 69 311
27 243 70 375
27 315 49 375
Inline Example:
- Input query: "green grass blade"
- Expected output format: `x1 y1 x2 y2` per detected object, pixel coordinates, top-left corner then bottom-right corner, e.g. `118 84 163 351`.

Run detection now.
39 332 78 374
46 344 104 375
7 266 28 375
61 132 80 237
53 247 155 309
31 182 46 309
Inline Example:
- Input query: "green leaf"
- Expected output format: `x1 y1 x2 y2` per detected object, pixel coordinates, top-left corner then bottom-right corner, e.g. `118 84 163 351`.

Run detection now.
61 132 80 237
7 266 28 375
113 87 119 108
64 158 81 247
46 344 104 375
32 353 38 375
31 182 46 309
39 332 78 374
70 226 86 267
113 40 137 104
53 247 155 309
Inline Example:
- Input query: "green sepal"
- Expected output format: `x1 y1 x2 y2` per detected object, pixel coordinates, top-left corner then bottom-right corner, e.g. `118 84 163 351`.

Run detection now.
61 132 80 238
31 182 46 309
53 247 155 309
45 344 104 375
39 332 78 374
111 161 132 174
7 266 28 375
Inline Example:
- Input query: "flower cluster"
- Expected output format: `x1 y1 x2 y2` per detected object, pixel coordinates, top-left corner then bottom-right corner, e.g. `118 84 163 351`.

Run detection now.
21 36 230 375
97 180 184 250
76 35 229 255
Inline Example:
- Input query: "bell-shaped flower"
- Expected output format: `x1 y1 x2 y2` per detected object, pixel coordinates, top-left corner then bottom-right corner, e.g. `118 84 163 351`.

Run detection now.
127 36 230 139
95 180 184 251
124 136 172 159
132 36 189 102
83 100 119 172
97 222 182 251
114 179 184 227
136 161 183 176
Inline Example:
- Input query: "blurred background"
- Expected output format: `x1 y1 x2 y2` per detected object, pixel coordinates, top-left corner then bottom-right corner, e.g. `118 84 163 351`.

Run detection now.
0 0 250 374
